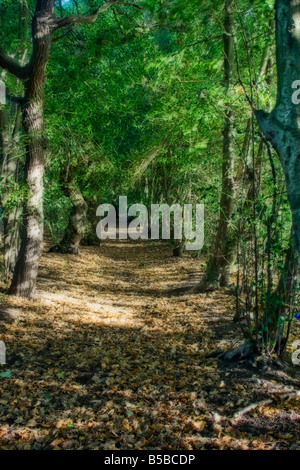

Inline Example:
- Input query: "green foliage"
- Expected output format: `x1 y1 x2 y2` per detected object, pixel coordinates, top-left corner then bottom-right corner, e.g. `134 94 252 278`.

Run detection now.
0 0 296 357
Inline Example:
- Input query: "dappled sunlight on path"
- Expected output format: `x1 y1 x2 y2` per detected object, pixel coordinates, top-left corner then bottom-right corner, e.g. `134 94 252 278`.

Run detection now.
0 238 299 450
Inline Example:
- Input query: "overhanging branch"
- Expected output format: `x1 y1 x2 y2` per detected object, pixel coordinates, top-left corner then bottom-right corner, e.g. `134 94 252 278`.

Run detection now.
0 48 28 80
54 0 120 29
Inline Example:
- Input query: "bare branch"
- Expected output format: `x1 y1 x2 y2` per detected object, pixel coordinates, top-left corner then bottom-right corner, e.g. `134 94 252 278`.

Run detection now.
54 0 120 30
0 48 27 80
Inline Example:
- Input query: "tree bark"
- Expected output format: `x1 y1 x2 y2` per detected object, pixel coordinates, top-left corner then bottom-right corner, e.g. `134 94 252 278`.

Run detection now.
0 2 29 281
0 0 116 297
200 0 236 288
82 198 101 247
201 35 272 290
255 0 300 276
1 104 22 280
8 0 54 297
272 233 298 354
49 178 87 254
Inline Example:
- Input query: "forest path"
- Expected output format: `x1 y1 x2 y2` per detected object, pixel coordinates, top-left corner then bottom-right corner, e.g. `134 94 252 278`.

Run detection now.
0 238 299 449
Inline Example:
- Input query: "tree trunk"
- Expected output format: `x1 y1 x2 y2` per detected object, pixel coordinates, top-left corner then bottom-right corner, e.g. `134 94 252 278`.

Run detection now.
1 104 22 280
1 104 22 282
0 108 9 251
0 2 29 281
3 207 21 280
8 0 54 298
49 180 87 254
255 0 300 276
82 198 101 247
0 0 120 297
200 0 236 288
202 34 272 290
8 98 46 297
272 233 298 354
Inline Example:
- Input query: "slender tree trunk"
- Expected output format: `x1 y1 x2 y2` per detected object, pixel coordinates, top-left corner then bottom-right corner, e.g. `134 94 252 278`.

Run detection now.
202 35 272 290
269 232 298 354
2 105 22 280
0 102 23 280
4 207 21 280
0 2 29 280
0 108 9 251
200 0 236 288
0 110 9 164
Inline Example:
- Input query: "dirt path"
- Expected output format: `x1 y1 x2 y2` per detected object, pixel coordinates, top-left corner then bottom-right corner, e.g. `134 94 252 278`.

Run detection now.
0 239 299 449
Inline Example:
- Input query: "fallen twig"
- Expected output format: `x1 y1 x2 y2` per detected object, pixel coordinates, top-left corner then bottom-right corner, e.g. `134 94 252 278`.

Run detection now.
233 399 273 419
232 390 300 420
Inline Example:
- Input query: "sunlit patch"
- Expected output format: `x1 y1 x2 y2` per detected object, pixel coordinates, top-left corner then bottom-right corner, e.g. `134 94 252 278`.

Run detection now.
0 239 299 450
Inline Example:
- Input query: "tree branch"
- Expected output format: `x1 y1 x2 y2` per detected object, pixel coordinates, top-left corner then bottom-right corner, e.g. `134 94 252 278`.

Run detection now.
123 2 142 9
54 0 120 30
53 28 73 43
0 48 27 80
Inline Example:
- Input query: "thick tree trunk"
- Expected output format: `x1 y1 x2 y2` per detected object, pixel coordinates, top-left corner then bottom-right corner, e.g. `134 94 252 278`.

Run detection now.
0 0 119 297
8 0 54 298
200 0 236 288
255 0 300 275
82 198 101 247
252 1 300 357
8 98 46 297
49 180 87 254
